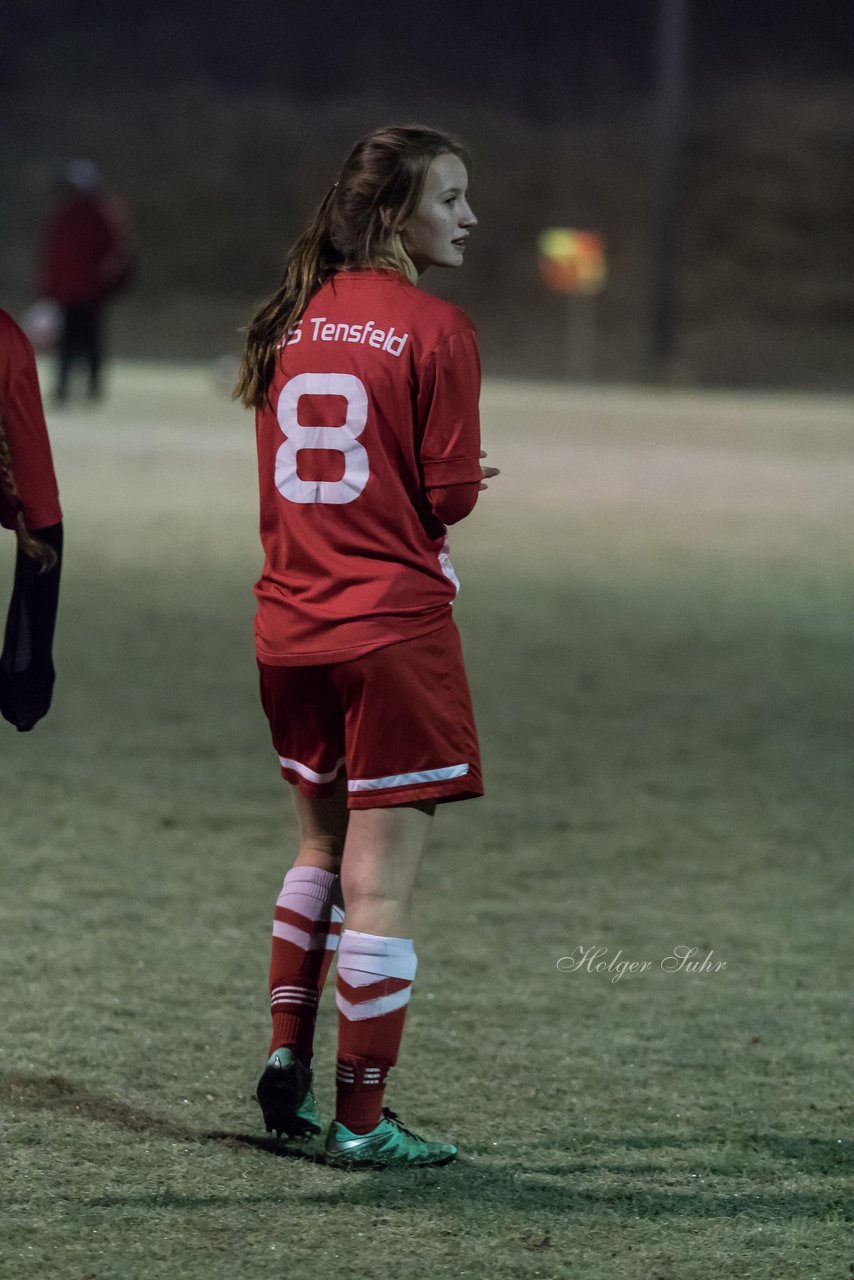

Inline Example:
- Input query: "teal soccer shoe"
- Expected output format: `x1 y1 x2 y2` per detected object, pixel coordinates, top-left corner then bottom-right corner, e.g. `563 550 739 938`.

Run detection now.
256 1047 322 1138
324 1108 458 1170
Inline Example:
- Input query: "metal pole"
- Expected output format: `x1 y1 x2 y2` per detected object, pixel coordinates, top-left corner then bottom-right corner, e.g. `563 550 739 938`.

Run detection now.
648 0 689 380
566 294 597 380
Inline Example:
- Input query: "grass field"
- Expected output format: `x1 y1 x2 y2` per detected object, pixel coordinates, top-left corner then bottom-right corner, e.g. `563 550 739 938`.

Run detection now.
1 365 852 1280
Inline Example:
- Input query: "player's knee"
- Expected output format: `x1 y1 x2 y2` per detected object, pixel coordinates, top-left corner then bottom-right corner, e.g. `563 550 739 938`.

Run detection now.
340 875 411 910
296 835 344 872
339 883 414 936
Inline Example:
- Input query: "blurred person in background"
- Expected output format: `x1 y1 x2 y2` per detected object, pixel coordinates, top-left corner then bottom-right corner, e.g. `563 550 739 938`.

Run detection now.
0 310 63 731
38 159 135 404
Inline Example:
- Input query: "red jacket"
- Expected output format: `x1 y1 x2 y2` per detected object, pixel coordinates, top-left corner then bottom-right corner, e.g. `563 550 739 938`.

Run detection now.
39 193 134 306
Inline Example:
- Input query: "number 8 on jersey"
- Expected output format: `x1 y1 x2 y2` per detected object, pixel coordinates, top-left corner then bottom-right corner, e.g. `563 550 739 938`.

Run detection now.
275 372 370 505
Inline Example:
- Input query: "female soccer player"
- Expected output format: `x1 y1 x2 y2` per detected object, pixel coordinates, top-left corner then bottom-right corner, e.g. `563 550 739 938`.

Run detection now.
235 124 498 1170
0 309 63 731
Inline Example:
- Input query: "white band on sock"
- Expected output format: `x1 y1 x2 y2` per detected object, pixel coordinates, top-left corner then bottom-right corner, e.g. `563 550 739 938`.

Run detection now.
337 930 417 981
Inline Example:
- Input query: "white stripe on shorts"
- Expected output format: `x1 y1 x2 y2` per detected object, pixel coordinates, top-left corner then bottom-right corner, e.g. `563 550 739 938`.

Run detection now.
347 763 469 793
278 755 345 785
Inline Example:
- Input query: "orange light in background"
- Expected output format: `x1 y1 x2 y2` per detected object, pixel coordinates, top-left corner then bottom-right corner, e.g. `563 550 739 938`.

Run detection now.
538 229 607 295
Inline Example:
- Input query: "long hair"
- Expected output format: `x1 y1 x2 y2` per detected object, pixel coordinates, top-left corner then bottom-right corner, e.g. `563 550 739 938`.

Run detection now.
235 124 471 409
0 414 57 572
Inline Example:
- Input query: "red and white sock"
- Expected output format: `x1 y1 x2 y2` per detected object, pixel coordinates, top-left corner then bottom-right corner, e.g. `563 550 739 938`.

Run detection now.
268 865 344 1065
334 929 417 1134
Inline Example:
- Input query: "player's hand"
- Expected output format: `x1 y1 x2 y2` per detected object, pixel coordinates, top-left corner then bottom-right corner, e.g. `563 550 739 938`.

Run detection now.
479 449 500 491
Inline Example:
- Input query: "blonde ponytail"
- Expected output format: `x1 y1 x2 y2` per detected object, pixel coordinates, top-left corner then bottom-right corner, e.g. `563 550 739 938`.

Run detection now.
234 186 340 409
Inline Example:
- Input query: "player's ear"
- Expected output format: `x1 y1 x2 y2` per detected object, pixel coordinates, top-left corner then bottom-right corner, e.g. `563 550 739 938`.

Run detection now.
379 206 393 230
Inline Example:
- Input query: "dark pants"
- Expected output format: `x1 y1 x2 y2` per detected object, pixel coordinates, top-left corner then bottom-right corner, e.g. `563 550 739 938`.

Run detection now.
56 304 104 401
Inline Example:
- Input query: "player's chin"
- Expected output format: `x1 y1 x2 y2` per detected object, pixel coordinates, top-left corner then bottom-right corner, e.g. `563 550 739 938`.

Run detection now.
425 247 466 271
441 247 466 268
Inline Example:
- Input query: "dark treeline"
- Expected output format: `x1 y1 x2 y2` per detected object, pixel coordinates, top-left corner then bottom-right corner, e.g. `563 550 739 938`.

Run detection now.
6 0 853 121
3 8 853 385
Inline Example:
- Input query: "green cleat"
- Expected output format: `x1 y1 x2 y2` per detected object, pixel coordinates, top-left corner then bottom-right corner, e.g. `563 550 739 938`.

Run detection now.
255 1047 322 1138
324 1107 458 1170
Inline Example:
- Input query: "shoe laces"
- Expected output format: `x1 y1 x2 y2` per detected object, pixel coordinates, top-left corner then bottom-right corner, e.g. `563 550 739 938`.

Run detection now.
381 1107 423 1141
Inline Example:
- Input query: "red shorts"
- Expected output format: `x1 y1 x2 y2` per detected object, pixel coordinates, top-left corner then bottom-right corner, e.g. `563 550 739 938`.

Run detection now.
258 620 483 809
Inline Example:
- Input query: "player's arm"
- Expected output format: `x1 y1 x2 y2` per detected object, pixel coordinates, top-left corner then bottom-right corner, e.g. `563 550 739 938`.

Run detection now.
0 315 63 731
417 327 484 526
426 447 500 525
424 480 479 525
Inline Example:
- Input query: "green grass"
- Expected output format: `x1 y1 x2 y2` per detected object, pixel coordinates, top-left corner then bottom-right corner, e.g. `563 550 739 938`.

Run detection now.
0 369 851 1279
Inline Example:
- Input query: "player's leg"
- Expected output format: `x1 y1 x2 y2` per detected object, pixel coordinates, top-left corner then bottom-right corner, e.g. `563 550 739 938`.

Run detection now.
339 798 434 937
291 782 348 874
326 624 479 1167
329 800 457 1167
255 662 347 1136
268 779 348 1062
331 799 434 1134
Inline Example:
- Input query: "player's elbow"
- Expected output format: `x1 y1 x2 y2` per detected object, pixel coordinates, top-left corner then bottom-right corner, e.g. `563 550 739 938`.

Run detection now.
426 482 480 526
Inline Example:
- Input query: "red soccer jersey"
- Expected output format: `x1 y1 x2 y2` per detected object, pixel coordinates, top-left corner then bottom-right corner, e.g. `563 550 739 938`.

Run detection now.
0 310 62 532
254 268 482 665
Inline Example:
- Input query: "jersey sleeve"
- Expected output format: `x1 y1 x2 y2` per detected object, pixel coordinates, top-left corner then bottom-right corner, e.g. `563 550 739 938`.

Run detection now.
0 313 62 531
424 481 480 525
416 326 482 489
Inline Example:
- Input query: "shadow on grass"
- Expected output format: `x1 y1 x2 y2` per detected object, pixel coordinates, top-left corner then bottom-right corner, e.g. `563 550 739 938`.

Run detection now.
2 1071 849 1221
0 1070 320 1165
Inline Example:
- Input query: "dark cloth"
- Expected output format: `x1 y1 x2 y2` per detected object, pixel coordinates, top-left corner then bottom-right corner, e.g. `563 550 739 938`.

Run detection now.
0 522 63 731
